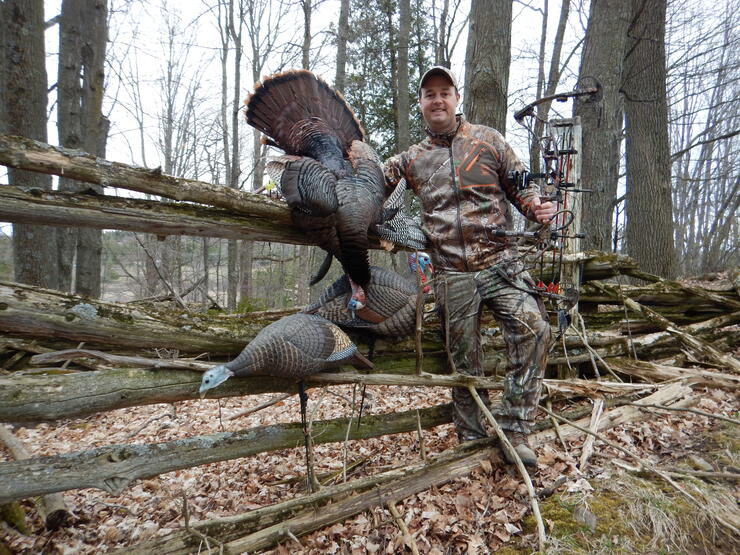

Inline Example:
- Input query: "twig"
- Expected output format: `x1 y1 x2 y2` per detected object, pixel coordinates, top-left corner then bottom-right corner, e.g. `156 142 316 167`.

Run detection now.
387 502 420 555
133 233 187 309
61 342 85 370
306 387 329 492
539 405 739 536
570 315 623 382
627 402 740 426
416 409 427 461
468 386 546 553
545 399 568 453
414 255 425 376
181 491 223 554
227 393 291 421
285 529 302 547
343 385 357 483
578 399 604 471
538 476 567 499
124 411 174 440
577 312 600 378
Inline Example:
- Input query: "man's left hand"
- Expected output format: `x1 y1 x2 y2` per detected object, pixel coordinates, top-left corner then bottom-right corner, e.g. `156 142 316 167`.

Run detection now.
531 196 557 224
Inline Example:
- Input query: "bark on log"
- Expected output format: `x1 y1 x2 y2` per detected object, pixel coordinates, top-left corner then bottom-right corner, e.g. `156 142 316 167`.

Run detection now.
0 280 257 354
0 133 288 220
0 185 307 244
0 404 453 504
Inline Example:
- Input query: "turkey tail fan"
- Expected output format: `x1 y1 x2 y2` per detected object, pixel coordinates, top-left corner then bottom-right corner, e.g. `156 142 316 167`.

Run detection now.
246 69 365 158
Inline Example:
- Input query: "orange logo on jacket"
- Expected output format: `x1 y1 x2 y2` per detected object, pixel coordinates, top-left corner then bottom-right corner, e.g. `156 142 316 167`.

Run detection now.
458 143 500 189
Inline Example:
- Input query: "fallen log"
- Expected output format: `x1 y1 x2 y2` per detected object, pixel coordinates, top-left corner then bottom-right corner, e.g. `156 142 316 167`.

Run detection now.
0 425 71 530
581 276 739 309
116 439 499 555
0 185 307 244
0 280 257 354
119 383 693 554
0 360 657 423
608 358 740 389
4 277 737 372
591 282 740 372
0 404 453 504
0 133 288 220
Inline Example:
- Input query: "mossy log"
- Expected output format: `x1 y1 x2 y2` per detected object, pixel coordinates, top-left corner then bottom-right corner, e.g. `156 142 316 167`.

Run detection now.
0 133 288 220
0 404 453 504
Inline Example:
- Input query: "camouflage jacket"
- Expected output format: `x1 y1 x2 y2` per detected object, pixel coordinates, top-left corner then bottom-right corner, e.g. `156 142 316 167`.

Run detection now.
384 116 540 272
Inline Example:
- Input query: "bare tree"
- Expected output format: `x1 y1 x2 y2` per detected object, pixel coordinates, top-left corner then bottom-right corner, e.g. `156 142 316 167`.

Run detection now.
1 0 59 289
529 0 571 174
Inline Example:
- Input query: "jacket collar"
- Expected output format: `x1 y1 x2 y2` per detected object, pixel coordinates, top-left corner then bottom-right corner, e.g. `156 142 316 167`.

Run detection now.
425 114 465 145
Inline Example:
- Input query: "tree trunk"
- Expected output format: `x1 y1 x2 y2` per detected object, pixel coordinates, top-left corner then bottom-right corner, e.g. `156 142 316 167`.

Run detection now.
334 0 350 91
0 0 59 290
463 0 512 133
56 0 107 297
397 0 411 152
622 0 676 278
574 0 632 252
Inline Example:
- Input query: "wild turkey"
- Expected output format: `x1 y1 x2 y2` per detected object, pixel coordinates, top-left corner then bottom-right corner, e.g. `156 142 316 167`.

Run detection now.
245 69 388 311
199 313 373 489
370 178 427 252
303 263 432 337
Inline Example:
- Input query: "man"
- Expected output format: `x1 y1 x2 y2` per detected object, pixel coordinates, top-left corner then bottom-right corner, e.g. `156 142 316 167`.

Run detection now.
384 66 555 467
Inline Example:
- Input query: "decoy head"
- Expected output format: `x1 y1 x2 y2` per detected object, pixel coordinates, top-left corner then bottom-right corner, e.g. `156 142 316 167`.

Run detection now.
416 252 432 273
199 364 235 396
409 252 434 292
347 297 364 319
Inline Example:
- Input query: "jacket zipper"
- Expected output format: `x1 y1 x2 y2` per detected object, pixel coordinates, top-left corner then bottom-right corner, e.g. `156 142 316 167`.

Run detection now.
449 143 469 271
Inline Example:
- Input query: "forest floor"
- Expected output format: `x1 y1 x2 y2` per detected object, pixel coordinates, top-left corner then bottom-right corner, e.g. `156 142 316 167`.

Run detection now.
2 381 738 554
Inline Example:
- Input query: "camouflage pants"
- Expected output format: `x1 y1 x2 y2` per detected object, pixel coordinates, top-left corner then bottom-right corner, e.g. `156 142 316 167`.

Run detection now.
436 259 552 439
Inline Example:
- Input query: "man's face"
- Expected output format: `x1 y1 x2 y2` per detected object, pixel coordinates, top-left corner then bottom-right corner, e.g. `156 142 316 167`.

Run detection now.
419 75 460 134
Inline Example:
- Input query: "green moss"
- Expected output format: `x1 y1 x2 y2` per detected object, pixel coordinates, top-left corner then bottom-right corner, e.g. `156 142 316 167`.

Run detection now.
0 502 27 534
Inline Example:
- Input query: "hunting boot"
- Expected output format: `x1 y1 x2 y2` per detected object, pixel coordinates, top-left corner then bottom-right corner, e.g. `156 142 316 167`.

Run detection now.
502 431 538 468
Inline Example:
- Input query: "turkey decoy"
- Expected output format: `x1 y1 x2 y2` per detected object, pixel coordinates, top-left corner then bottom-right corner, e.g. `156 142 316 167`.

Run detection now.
245 69 389 312
303 263 432 337
199 313 373 489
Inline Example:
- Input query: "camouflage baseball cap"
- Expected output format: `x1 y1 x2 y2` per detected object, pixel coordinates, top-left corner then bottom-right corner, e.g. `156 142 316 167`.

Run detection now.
418 66 458 94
